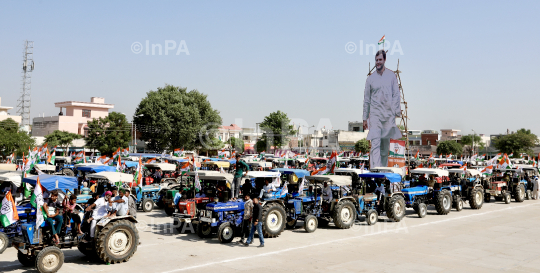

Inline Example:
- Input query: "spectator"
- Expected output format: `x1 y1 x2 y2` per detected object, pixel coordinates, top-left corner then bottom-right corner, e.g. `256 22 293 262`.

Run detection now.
64 194 82 234
238 194 253 244
126 189 137 218
243 197 264 247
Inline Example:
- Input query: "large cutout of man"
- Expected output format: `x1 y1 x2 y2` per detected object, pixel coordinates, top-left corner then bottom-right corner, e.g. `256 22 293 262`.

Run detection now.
363 50 402 168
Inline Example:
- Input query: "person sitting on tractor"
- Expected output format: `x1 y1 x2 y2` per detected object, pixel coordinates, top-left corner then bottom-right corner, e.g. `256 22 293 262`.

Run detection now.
43 191 64 244
258 178 276 199
85 191 112 242
322 182 333 202
374 180 385 214
109 189 129 216
64 194 83 235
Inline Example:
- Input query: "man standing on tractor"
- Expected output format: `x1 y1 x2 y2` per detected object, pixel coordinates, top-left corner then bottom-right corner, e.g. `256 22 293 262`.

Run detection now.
232 154 249 201
238 194 253 244
362 49 402 168
243 197 264 247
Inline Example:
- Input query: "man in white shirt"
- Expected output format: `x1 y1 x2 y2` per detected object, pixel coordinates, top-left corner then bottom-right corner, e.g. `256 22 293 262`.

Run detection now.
259 179 276 199
85 191 112 239
111 189 129 216
323 182 333 202
363 50 402 169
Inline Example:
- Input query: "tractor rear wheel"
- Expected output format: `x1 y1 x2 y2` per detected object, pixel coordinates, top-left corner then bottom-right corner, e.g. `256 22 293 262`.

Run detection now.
261 203 286 238
217 223 235 243
17 250 36 266
96 220 139 264
386 195 406 222
504 192 511 204
304 215 318 233
366 209 378 226
435 190 452 215
469 188 484 209
333 200 356 229
0 232 8 254
36 246 64 273
515 185 526 202
454 196 463 211
142 198 154 212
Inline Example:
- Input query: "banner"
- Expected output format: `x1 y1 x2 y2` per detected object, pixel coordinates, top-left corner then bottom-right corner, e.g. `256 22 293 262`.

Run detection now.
388 139 406 168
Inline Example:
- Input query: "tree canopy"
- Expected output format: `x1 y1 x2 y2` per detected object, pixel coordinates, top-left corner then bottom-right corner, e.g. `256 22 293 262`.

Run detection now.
134 85 222 152
259 110 296 150
44 130 82 156
461 134 484 155
86 112 131 156
354 139 370 154
0 118 35 157
228 136 244 153
436 140 463 156
493 129 539 155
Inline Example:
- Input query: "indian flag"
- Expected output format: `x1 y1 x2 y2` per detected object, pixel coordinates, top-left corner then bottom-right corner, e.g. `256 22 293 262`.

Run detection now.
328 151 338 174
112 148 121 160
0 191 19 227
312 165 328 175
135 156 143 189
47 146 57 165
481 165 493 175
414 151 419 159
30 177 47 228
378 35 385 45
146 158 156 164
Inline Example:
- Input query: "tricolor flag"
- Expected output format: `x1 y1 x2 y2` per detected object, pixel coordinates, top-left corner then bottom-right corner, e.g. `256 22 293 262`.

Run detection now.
47 146 57 165
481 165 493 175
311 165 328 175
0 191 19 227
135 157 143 189
194 169 201 191
112 148 121 160
146 158 157 164
30 177 47 228
378 35 385 45
414 150 419 159
328 151 338 174
298 177 306 195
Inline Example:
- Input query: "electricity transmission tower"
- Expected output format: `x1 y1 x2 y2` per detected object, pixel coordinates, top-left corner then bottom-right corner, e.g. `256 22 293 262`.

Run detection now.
17 40 34 129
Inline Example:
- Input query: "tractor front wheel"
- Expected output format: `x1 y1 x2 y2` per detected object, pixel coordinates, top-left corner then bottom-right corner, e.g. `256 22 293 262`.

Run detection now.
417 203 427 218
197 222 212 238
504 192 511 204
217 223 235 243
454 196 463 211
36 246 64 273
304 215 318 233
366 209 378 226
515 185 526 202
142 198 154 212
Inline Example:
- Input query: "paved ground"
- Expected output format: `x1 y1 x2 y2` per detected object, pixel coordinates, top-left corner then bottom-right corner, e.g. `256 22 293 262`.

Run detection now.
1 199 540 273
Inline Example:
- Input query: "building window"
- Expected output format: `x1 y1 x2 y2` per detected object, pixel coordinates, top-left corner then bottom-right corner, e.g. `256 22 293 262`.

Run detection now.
82 109 91 118
352 127 360 132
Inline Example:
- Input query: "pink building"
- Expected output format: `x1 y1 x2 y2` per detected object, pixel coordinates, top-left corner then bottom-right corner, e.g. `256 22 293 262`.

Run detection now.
32 97 114 137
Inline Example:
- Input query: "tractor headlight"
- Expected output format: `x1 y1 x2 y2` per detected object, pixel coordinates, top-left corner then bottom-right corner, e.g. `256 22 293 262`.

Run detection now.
183 210 187 214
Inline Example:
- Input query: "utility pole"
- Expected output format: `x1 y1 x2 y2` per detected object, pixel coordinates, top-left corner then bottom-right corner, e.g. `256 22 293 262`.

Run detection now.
18 41 34 130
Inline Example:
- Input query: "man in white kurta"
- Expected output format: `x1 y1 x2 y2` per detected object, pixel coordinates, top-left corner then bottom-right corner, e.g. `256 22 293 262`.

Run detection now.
363 50 402 168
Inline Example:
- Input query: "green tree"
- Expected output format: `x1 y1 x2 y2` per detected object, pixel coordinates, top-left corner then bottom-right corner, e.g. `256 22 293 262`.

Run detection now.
86 112 131 156
493 129 539 155
354 139 370 154
134 85 222 152
0 118 35 157
44 130 82 156
436 140 463 157
228 136 244 153
255 140 266 153
461 134 484 156
259 111 296 149
199 138 224 155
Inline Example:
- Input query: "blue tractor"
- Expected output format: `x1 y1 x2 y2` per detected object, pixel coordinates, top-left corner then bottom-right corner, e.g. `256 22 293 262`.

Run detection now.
54 156 76 176
197 199 245 243
403 168 454 218
12 174 139 273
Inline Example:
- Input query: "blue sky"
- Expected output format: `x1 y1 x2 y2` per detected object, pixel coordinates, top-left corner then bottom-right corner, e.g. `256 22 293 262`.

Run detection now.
0 1 538 136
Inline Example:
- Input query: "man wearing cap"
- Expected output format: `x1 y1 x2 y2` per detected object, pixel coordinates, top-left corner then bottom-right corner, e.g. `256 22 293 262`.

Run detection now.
85 191 112 241
362 49 402 168
232 154 249 201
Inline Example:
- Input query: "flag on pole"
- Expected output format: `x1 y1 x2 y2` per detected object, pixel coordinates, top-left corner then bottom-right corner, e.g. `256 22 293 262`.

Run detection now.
194 169 201 191
378 35 385 45
0 191 19 227
311 166 328 175
30 177 47 228
135 156 143 189
481 165 493 175
298 177 306 195
328 151 338 174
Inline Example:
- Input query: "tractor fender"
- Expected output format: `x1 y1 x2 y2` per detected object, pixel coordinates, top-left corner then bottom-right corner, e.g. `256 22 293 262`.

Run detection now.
262 199 284 208
388 192 405 199
330 197 357 212
97 215 139 228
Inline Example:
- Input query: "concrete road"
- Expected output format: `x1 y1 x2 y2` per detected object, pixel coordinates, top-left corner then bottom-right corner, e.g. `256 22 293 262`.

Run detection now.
2 200 540 273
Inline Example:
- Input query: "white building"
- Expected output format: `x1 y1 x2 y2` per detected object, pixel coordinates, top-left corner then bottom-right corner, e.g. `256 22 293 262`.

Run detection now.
0 97 22 124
